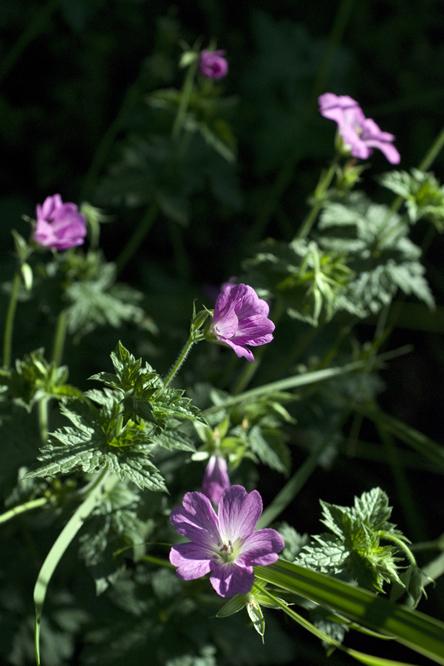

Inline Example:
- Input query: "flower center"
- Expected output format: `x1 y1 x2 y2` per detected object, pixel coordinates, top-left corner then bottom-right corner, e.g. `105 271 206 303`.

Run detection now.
214 538 244 565
218 540 235 563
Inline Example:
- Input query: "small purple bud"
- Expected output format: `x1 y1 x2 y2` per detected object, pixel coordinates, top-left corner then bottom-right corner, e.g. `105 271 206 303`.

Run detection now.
199 49 228 80
202 455 230 504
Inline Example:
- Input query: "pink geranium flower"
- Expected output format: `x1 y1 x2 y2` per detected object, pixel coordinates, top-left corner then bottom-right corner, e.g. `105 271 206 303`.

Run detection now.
34 194 87 250
199 49 228 80
319 93 400 164
202 455 230 504
170 485 284 597
208 283 275 362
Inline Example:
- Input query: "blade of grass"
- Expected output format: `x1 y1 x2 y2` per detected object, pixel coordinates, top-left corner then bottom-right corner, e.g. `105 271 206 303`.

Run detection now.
255 560 444 665
258 585 419 666
33 469 110 666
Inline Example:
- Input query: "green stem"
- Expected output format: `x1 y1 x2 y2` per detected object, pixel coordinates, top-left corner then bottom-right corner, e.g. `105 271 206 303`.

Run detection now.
294 159 338 240
38 398 48 446
2 270 21 369
163 335 195 388
168 218 191 284
309 0 356 107
52 308 68 367
377 424 427 543
0 0 59 85
34 468 111 666
257 409 350 528
115 199 158 276
203 348 404 417
80 62 150 201
262 323 319 384
0 497 48 525
379 123 444 245
418 123 444 173
141 554 175 569
171 57 199 140
410 534 444 553
379 532 417 568
247 1 354 245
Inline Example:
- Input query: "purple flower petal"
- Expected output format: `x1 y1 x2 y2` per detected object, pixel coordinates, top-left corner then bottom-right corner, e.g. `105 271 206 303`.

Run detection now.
209 283 275 362
221 339 255 362
34 194 87 251
169 485 284 599
210 562 254 597
169 542 216 580
170 491 221 548
238 529 285 566
319 92 400 164
218 486 262 543
231 315 275 346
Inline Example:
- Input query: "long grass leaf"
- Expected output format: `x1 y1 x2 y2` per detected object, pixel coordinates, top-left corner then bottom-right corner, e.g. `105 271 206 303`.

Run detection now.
255 560 444 665
33 470 109 666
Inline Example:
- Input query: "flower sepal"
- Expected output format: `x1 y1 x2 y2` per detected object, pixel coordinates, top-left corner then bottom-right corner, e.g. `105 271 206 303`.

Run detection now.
191 303 212 340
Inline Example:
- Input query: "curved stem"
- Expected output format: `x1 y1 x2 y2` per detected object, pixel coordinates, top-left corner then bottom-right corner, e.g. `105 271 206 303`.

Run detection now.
115 199 158 276
0 497 48 525
2 270 21 369
163 336 195 388
418 123 444 173
0 0 59 85
171 57 199 140
257 409 350 528
379 532 417 568
34 467 111 666
295 159 338 240
231 302 285 395
80 62 149 201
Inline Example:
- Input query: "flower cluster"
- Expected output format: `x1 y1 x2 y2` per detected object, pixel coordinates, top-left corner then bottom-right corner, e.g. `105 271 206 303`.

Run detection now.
199 49 228 80
34 194 87 251
207 283 275 362
319 93 400 164
170 485 284 597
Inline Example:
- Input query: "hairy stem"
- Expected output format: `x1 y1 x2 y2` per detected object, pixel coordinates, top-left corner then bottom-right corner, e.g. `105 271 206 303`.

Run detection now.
163 336 195 388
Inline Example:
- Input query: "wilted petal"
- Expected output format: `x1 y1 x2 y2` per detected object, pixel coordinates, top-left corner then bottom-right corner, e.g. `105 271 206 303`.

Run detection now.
238 528 285 566
210 562 254 597
218 486 262 543
170 491 221 548
169 542 215 580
